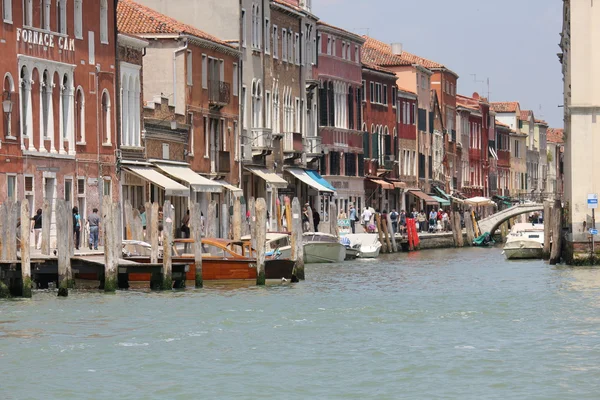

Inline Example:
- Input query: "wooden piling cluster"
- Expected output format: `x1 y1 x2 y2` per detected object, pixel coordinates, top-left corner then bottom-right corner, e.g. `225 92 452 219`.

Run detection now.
549 199 562 265
291 198 304 280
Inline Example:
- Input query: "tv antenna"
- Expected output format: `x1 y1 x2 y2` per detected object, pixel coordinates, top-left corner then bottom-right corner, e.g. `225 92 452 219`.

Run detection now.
470 74 491 100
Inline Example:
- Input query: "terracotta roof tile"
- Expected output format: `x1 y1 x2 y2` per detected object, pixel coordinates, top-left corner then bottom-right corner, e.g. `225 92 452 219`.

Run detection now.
456 94 482 111
362 62 396 75
519 110 532 121
362 36 412 67
495 119 510 128
117 0 234 49
490 101 520 113
547 128 564 143
396 50 444 69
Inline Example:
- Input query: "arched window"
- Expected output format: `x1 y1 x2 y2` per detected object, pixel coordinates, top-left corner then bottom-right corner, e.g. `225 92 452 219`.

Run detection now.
101 90 111 144
41 70 50 139
121 73 129 146
20 66 30 137
128 75 135 144
100 0 108 43
75 87 84 143
251 80 256 128
61 74 69 140
133 76 140 146
23 0 32 26
254 80 262 129
3 73 14 138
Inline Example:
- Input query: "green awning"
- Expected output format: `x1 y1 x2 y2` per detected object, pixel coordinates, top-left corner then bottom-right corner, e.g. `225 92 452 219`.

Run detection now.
433 186 450 200
430 195 450 206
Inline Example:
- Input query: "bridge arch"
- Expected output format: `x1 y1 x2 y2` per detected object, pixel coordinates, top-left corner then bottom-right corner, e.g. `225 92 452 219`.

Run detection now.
477 203 544 234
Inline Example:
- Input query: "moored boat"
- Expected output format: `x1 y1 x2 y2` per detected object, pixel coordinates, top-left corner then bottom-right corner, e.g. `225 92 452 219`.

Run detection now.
503 223 544 260
343 234 382 258
303 232 346 263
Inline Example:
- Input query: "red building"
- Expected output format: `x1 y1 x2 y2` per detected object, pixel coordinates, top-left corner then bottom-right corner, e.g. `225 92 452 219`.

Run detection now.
0 0 118 246
361 63 399 211
314 21 365 214
456 93 490 197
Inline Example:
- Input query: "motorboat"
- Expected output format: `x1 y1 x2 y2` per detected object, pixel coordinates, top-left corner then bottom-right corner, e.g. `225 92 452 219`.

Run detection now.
340 236 360 260
303 232 346 263
503 223 545 260
343 233 382 258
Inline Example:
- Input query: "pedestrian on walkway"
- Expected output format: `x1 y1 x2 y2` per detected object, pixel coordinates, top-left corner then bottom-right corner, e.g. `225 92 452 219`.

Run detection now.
139 205 147 238
361 207 373 230
390 209 399 234
31 208 42 250
418 210 427 232
312 208 320 232
87 208 100 250
349 204 357 234
181 209 190 238
73 206 81 250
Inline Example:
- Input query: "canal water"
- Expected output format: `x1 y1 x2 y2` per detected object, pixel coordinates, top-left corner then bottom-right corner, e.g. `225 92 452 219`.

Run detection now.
1 247 600 399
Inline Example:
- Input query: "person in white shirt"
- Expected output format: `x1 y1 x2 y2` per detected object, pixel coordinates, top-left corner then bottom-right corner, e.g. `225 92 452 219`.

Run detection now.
361 208 373 230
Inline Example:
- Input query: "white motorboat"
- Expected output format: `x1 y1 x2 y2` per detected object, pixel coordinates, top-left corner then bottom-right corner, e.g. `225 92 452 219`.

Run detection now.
339 236 360 260
503 223 545 260
343 233 382 258
241 232 292 259
303 232 346 263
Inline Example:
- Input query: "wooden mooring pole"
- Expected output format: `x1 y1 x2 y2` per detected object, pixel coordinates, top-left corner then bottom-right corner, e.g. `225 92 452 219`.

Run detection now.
150 202 159 264
161 200 174 290
464 209 475 246
248 197 256 250
191 202 203 288
329 202 338 238
386 213 398 253
233 196 242 242
56 200 71 297
291 198 304 280
376 213 386 253
221 203 229 239
255 198 267 285
20 201 32 297
543 200 552 260
285 197 292 233
41 199 51 255
103 196 118 293
549 199 562 265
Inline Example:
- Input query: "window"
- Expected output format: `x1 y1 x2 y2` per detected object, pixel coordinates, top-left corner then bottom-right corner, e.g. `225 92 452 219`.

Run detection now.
317 33 322 54
3 74 13 138
341 42 346 59
411 103 416 125
355 45 359 63
282 29 287 61
41 70 49 138
75 87 85 143
327 36 331 55
362 80 366 102
295 33 300 65
188 112 194 156
74 0 82 38
203 117 209 157
103 179 111 197
273 26 278 58
120 64 141 147
3 0 12 22
186 50 193 86
100 0 108 43
251 3 260 50
201 54 208 89
57 0 67 33
383 85 388 105
375 83 381 104
7 175 16 199
65 178 73 203
265 91 271 129
241 86 247 129
241 9 246 48
346 44 350 61
265 19 270 54
101 90 111 144
23 0 32 26
233 63 238 96
392 87 397 108
42 0 51 29
88 31 95 64
421 74 425 89
20 66 30 137
332 38 336 56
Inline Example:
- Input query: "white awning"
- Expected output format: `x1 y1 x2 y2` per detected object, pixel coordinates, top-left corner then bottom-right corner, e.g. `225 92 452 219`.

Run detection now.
215 180 243 197
286 167 335 193
124 166 190 197
245 166 288 189
155 164 223 193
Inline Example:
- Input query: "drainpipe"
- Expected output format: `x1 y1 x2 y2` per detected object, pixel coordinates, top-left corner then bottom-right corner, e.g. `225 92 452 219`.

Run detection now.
173 38 189 113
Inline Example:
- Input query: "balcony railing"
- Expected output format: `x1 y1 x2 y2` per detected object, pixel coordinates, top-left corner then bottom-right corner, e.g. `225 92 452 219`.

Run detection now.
250 128 273 154
218 150 231 173
283 132 303 153
304 136 322 156
208 80 230 107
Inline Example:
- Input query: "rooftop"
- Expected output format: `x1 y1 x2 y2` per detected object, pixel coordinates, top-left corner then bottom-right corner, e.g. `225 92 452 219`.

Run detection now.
362 36 411 67
520 110 532 121
490 101 520 113
547 128 565 143
117 0 235 49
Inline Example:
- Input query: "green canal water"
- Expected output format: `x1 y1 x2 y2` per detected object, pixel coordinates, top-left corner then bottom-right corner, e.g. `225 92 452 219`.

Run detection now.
2 247 600 399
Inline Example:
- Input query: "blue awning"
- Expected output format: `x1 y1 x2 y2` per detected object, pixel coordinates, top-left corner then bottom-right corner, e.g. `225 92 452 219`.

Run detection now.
305 170 336 192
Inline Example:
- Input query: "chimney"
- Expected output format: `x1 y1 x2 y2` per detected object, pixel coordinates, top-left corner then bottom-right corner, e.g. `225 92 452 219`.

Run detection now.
391 42 403 55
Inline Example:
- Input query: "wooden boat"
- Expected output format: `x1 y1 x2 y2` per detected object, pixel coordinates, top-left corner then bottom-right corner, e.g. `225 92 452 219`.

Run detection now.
240 233 296 280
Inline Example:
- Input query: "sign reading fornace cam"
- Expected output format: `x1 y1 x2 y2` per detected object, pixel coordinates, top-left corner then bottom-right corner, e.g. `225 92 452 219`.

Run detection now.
16 28 76 52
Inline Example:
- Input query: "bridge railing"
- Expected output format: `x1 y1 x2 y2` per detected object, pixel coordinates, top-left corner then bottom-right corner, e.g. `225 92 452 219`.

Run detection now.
512 192 559 204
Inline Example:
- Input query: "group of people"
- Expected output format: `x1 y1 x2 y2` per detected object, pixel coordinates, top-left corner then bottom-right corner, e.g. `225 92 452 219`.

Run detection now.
30 207 101 251
301 205 321 232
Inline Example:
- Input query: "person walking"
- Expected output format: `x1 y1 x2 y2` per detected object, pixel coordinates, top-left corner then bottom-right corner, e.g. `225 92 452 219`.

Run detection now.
428 209 437 233
302 207 310 232
390 209 399 235
349 205 357 234
399 210 407 235
87 208 100 250
31 208 42 250
139 205 147 238
312 208 320 232
72 206 81 250
418 210 427 233
361 207 373 231
181 209 191 238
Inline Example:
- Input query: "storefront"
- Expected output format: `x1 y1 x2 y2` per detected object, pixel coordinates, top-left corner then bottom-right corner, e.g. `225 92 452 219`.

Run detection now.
285 168 335 230
406 189 439 213
326 176 365 217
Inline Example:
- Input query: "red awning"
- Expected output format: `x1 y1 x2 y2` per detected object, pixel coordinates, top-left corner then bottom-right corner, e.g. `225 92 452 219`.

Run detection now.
408 190 439 205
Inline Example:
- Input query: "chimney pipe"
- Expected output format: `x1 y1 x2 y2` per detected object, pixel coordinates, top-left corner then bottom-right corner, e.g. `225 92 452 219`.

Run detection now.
391 42 403 55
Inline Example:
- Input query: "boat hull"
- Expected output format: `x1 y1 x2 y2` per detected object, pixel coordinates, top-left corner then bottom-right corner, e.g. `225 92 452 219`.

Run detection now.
345 247 360 260
303 243 346 263
265 259 295 280
358 245 381 258
503 240 544 260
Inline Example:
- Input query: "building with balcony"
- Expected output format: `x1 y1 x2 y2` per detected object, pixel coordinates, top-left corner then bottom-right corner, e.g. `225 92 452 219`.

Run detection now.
520 109 539 193
313 21 365 215
397 88 418 209
117 0 241 233
546 127 564 198
534 119 549 193
0 0 118 247
495 120 512 197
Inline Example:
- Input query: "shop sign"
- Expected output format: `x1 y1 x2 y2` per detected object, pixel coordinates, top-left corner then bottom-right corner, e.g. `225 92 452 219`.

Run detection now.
17 28 75 52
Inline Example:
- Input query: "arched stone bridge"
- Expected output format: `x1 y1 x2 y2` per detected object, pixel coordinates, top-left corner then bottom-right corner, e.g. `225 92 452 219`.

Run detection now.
477 203 544 234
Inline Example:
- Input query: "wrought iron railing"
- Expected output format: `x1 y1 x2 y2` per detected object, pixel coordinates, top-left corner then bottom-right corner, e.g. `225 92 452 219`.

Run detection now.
208 80 230 107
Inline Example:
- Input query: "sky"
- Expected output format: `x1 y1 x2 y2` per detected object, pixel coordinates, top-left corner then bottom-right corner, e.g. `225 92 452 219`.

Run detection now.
314 0 564 128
